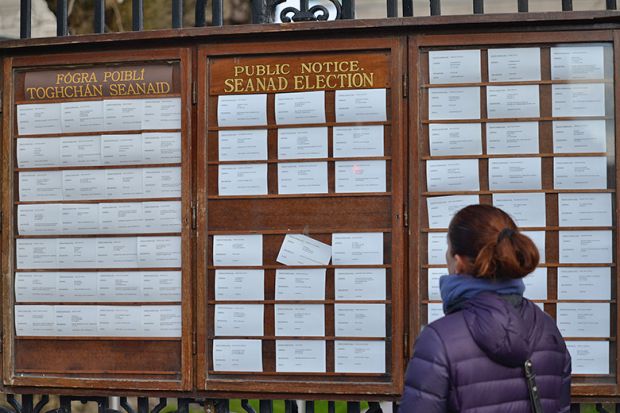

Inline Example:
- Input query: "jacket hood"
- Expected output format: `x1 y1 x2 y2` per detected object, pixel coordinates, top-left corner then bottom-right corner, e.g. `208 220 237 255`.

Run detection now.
462 292 536 368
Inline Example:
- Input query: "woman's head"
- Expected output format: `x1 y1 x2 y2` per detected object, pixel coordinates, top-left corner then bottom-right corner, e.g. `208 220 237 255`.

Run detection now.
446 204 539 280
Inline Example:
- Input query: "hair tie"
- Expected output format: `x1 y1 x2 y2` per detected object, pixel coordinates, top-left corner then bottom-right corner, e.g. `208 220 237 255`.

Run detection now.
498 228 515 242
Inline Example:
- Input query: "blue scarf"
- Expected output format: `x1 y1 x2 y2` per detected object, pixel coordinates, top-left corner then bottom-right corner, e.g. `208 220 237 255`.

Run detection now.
439 274 525 314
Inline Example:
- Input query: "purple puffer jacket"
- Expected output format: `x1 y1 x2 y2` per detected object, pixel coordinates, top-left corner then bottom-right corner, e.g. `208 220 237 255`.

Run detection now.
400 292 571 413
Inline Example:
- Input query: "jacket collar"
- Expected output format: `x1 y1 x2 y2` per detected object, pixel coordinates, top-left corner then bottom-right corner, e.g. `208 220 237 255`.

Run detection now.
439 274 525 314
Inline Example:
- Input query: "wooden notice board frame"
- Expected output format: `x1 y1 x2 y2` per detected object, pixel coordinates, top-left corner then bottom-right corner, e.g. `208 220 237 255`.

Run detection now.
409 30 619 397
1 48 194 392
196 36 406 397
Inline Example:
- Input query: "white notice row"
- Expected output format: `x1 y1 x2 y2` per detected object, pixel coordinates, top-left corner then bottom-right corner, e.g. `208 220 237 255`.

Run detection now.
426 157 607 192
15 304 181 337
214 303 385 338
213 339 385 373
15 271 181 302
19 167 181 201
217 89 387 127
17 236 181 269
17 132 181 168
17 98 181 136
18 201 181 235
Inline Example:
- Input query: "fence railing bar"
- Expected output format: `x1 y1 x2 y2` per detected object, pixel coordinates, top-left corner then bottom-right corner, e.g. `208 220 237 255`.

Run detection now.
305 402 314 413
387 0 397 17
518 0 528 12
473 0 483 14
403 0 413 16
430 0 441 16
607 0 617 9
172 0 183 28
328 401 335 413
346 402 360 413
342 0 356 19
212 0 223 26
195 0 206 26
94 0 104 33
562 0 573 11
259 400 272 413
20 0 31 38
132 0 144 31
56 0 68 36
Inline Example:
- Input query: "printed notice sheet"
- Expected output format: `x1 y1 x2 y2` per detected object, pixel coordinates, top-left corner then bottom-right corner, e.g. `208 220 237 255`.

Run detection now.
62 170 106 200
492 193 546 227
101 134 143 165
17 238 58 269
142 132 181 164
428 303 444 324
335 268 386 300
428 232 448 265
15 272 61 302
278 162 328 194
426 159 479 192
215 270 264 300
551 46 605 80
523 267 547 300
278 127 328 159
18 138 61 167
488 48 541 82
567 341 609 375
213 339 263 372
61 136 102 166
427 195 479 229
487 85 540 119
276 91 325 125
277 234 331 266
61 204 99 234
275 304 325 336
486 122 539 154
552 84 606 117
213 234 263 266
335 160 386 193
335 89 386 123
553 120 606 153
333 125 384 158
559 193 612 227
15 305 56 336
19 171 63 201
335 340 385 373
276 340 326 373
522 231 546 263
488 157 541 191
103 99 143 131
137 236 181 267
557 303 610 337
275 269 326 300
429 123 482 156
427 268 445 301
218 94 267 127
429 49 481 84
17 103 62 135
61 101 104 133
18 204 62 235
332 232 383 265
142 98 181 130
214 304 264 336
428 87 480 120
335 304 385 337
559 230 612 264
554 156 607 190
219 164 268 196
558 267 611 300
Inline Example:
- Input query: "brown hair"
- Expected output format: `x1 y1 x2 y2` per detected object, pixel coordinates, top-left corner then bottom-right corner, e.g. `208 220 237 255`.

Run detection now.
447 204 539 280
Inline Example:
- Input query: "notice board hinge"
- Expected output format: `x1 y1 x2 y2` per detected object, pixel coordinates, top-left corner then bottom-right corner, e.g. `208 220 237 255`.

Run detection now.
403 209 409 228
192 331 197 355
192 81 197 105
402 74 408 98
191 203 197 230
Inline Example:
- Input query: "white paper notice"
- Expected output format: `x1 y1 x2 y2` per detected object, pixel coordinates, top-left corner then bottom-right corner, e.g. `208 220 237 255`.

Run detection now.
276 340 326 373
213 339 263 372
62 170 106 200
275 304 324 336
58 238 97 268
19 171 63 201
551 46 605 80
522 231 546 263
428 87 480 120
558 267 611 300
559 193 612 227
335 268 386 300
18 138 61 167
553 120 606 154
17 103 62 136
426 159 479 192
335 160 386 193
486 122 539 154
97 305 142 337
142 132 182 163
335 340 385 373
138 236 181 267
215 269 265 300
141 271 182 301
559 230 612 264
218 94 267 127
278 127 328 159
333 125 384 158
332 232 383 265
554 156 607 190
142 167 181 198
219 164 268 196
219 129 268 161
15 272 58 302
142 201 182 233
17 238 58 269
523 268 547 300
99 202 142 233
429 49 481 84
55 305 98 336
552 84 606 117
98 272 141 301
275 269 326 300
96 237 138 268
101 134 143 165
428 232 447 265
493 193 546 227
213 234 263 266
428 303 444 324
557 303 609 337
487 85 540 119
61 204 99 234
61 101 104 133
15 305 56 336
104 99 144 131
142 305 182 337
105 168 143 199
429 123 482 156
488 157 541 191
427 268 445 301
277 234 331 266
427 195 479 229
214 304 264 336
142 98 181 130
488 48 541 82
58 272 98 302
335 304 385 337
60 136 102 166
276 91 325 125
278 162 328 194
335 89 387 123
18 204 62 235
567 341 609 375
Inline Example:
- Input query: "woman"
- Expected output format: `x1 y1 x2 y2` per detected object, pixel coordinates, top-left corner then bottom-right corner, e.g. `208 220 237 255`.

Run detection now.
401 205 571 413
